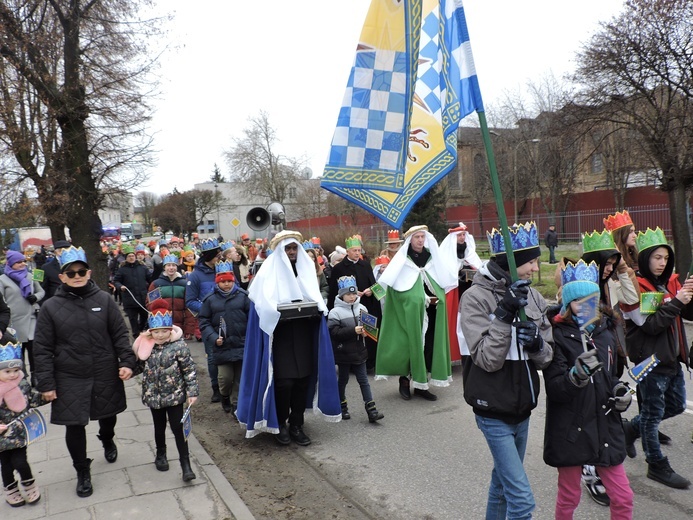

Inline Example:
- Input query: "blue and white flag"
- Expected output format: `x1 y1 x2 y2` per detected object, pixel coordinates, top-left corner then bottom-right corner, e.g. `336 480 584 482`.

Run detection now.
322 0 484 227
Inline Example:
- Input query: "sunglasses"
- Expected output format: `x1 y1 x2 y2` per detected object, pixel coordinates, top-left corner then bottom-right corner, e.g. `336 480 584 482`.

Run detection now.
64 268 89 278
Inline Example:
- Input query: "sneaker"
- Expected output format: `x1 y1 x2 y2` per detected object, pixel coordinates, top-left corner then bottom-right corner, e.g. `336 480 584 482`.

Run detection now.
582 470 610 507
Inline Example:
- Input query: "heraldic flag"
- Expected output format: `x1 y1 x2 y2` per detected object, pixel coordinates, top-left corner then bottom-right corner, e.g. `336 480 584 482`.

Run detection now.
321 0 484 228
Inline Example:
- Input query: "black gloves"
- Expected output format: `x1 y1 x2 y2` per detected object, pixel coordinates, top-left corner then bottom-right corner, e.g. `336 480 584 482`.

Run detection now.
26 294 38 305
495 279 531 324
568 349 603 387
514 321 542 353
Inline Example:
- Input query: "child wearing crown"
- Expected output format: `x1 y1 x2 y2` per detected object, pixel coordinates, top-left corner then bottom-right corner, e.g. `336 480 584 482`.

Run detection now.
544 260 634 519
328 275 383 423
198 262 250 416
0 333 47 507
620 228 693 489
133 299 199 482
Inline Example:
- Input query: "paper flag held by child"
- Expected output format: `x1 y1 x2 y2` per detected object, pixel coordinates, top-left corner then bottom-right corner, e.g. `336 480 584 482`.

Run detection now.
181 404 192 441
7 409 48 445
627 354 660 384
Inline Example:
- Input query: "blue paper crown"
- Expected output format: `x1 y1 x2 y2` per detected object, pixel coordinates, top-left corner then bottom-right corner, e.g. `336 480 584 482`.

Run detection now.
561 260 599 286
215 261 234 275
162 254 179 266
200 238 220 252
219 241 234 251
302 241 314 250
135 244 146 252
148 310 173 330
58 246 88 268
487 222 539 255
337 275 358 293
0 341 23 368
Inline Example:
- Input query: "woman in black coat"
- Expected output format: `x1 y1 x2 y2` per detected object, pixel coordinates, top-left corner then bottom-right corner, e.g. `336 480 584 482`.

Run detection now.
544 260 634 518
33 250 135 498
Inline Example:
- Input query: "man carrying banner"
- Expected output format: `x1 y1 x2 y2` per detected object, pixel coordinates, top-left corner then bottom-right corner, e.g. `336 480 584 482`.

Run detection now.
460 222 553 519
376 225 457 401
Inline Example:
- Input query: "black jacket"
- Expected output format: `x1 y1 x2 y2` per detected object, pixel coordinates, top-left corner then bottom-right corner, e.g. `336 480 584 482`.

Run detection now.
33 280 136 425
0 291 9 335
114 261 152 310
327 297 368 365
327 258 379 318
543 318 627 468
40 257 62 302
198 285 250 365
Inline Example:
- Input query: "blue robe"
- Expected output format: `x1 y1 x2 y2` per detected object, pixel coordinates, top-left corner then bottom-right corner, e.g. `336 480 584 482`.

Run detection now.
236 302 341 437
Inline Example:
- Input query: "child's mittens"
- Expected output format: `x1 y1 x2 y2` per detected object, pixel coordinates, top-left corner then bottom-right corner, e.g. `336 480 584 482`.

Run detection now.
611 382 632 412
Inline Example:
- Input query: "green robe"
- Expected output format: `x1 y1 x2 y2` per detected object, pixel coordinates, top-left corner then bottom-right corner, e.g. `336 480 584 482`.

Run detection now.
375 274 452 388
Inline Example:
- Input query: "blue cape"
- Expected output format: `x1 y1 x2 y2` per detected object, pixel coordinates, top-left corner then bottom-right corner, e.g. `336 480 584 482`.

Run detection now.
236 302 341 437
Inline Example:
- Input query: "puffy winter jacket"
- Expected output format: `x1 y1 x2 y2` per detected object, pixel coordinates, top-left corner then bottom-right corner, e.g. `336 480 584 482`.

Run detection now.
33 281 136 425
198 285 250 365
185 259 217 315
148 272 188 329
327 296 368 365
460 261 553 423
543 317 627 467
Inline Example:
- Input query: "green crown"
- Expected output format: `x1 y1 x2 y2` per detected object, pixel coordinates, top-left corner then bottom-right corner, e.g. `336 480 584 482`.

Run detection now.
635 227 667 252
345 236 361 249
582 229 617 253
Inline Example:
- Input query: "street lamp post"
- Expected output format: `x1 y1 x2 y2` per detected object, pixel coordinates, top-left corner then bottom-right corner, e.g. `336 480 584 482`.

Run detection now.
214 182 220 238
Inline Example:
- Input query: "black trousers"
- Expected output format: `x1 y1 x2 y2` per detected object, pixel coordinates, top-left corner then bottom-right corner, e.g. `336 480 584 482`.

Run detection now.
0 447 32 486
124 306 149 337
150 404 189 458
274 376 310 428
65 415 117 465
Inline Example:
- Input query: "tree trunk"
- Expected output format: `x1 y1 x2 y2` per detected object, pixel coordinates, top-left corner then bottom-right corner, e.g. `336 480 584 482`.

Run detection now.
668 184 692 281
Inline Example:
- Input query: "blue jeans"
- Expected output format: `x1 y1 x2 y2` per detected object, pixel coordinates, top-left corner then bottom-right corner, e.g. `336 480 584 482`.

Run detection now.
631 365 686 462
475 415 535 520
337 362 373 403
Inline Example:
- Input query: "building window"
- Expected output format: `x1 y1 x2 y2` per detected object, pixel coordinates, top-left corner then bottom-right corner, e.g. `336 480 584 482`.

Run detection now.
207 220 214 226
591 153 603 174
289 187 297 199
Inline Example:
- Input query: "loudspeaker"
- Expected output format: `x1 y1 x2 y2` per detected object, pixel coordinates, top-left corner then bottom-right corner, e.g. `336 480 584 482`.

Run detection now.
267 202 286 226
247 207 270 231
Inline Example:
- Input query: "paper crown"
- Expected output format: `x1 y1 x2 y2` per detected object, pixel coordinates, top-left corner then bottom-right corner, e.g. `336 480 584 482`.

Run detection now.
200 238 220 252
582 229 617 254
311 236 321 245
0 340 23 369
302 241 314 250
269 230 303 251
58 246 89 268
162 254 179 266
169 236 181 244
215 261 234 275
219 241 234 251
345 236 361 249
385 230 403 243
635 227 667 252
375 255 391 266
337 275 358 295
121 244 135 255
135 244 146 252
241 233 249 240
487 222 539 255
603 210 633 232
148 299 173 330
182 245 194 253
561 260 600 305
255 238 263 244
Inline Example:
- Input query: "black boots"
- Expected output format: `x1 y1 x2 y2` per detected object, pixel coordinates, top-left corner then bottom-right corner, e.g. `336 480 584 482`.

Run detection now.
399 376 411 400
647 457 691 489
211 385 222 403
74 459 93 497
221 396 232 413
365 401 384 423
155 447 169 471
340 400 351 420
180 456 196 482
621 418 639 458
97 434 118 463
289 425 311 446
275 423 291 445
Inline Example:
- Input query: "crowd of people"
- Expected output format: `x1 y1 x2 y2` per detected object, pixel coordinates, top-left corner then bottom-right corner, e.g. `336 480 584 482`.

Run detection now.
1 212 692 519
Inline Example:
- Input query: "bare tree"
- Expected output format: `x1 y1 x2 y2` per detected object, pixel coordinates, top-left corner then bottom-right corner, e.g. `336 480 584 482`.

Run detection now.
136 191 160 231
151 189 229 238
575 0 693 275
0 0 162 283
291 178 328 220
225 111 304 205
